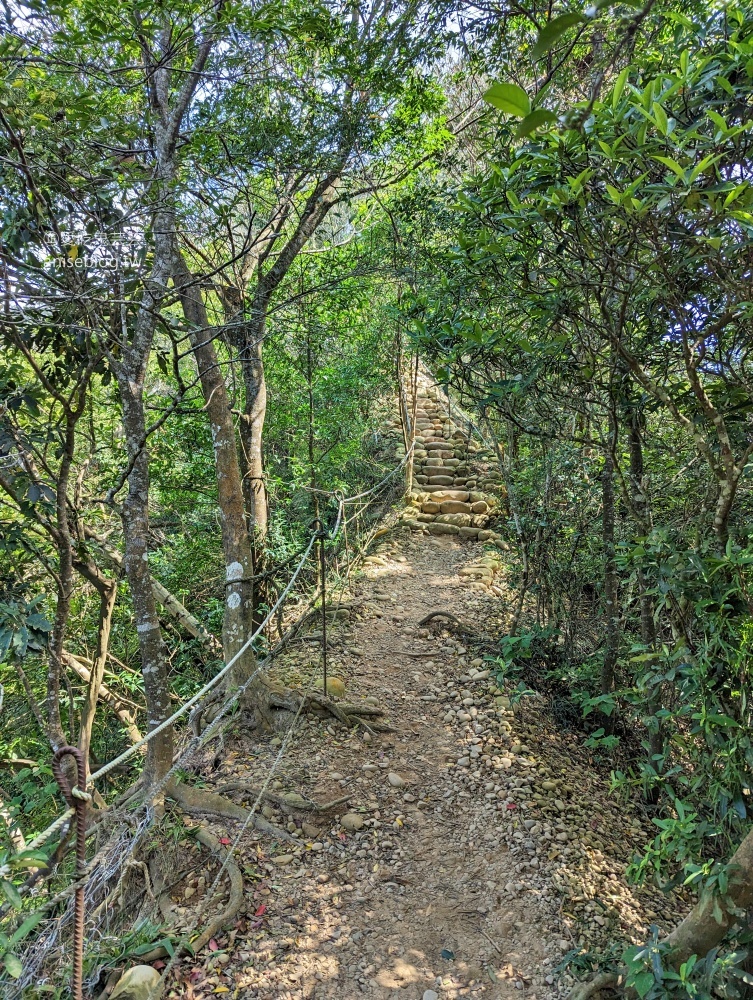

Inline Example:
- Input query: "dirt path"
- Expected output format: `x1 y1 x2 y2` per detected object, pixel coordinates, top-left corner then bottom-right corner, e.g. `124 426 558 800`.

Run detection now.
162 383 689 1000
172 534 557 1000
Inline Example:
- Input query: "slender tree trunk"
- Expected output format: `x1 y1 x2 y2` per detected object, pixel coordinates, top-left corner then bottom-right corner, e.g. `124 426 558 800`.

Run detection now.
239 309 269 548
173 253 272 727
601 412 619 727
118 385 174 785
75 578 118 778
47 415 78 752
626 401 664 775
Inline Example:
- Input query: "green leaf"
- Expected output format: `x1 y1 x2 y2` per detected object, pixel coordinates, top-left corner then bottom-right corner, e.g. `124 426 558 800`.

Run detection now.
689 153 721 184
652 102 668 135
516 108 557 137
2 952 23 978
532 13 584 59
9 909 44 946
483 83 531 117
707 109 728 133
652 156 686 181
634 971 654 998
612 66 629 108
605 184 622 205
0 880 22 909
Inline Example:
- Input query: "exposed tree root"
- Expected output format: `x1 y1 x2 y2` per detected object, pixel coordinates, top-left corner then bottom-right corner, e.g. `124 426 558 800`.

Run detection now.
417 609 477 632
190 825 244 954
269 688 394 732
138 823 244 963
568 973 622 1000
166 779 300 844
215 781 351 813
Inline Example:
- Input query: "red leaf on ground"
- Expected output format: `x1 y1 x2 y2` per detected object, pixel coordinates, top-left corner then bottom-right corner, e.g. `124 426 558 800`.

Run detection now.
219 837 231 845
506 802 517 810
152 960 166 970
209 938 219 951
255 904 267 916
338 833 347 841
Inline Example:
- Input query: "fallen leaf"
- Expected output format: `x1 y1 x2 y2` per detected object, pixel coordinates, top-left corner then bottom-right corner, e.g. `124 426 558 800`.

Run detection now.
219 837 231 845
255 904 267 916
209 939 219 952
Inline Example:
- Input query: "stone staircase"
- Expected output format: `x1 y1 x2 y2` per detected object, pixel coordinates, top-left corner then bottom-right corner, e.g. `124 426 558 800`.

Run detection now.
386 376 509 550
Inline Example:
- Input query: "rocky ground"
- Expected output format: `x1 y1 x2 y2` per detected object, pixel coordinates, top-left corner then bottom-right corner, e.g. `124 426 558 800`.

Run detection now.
152 525 690 1000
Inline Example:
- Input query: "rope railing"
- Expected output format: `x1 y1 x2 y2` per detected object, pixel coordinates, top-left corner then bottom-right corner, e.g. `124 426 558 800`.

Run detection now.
1 445 410 995
0 533 322 884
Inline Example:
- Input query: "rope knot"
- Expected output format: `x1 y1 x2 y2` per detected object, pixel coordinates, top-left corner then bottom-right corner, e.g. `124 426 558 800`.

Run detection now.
71 786 92 802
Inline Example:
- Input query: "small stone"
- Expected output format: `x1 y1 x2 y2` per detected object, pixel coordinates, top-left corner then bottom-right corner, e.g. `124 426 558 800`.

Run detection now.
183 886 195 899
274 854 295 865
388 772 405 788
341 813 365 832
424 991 440 1000
315 676 346 697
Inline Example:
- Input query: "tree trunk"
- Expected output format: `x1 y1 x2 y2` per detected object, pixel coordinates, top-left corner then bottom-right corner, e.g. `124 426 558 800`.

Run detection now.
626 402 663 774
665 826 753 963
239 308 269 549
118 383 174 786
571 825 753 1000
75 577 118 777
47 414 79 753
601 414 618 726
173 253 272 727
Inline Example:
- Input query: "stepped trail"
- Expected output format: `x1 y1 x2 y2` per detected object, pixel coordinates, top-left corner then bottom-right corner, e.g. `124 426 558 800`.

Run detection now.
150 382 689 1000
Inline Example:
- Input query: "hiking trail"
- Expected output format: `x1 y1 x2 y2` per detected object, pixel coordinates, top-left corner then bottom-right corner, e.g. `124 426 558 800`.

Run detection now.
147 380 688 1000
